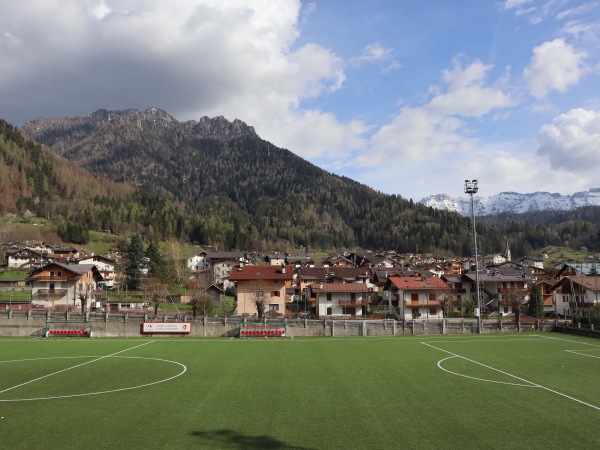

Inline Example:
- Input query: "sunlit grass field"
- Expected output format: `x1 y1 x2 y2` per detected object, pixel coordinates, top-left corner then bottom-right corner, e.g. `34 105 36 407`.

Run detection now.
1 332 599 449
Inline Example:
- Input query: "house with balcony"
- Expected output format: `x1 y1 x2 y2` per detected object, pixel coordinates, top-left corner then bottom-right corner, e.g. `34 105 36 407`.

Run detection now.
206 251 249 289
77 255 116 288
550 276 600 318
30 262 103 310
6 247 51 269
385 275 451 320
306 281 370 318
230 264 295 317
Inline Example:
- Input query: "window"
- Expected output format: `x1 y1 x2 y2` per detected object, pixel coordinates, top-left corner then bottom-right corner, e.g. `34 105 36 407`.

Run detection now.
268 304 279 311
504 307 509 314
271 291 280 297
326 293 332 301
429 308 437 316
412 308 419 317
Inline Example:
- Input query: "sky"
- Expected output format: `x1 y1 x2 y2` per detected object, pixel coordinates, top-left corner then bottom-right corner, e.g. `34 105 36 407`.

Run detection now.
1 0 599 201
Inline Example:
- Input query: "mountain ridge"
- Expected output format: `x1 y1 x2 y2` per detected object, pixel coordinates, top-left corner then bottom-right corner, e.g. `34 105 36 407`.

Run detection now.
420 188 600 216
17 107 600 254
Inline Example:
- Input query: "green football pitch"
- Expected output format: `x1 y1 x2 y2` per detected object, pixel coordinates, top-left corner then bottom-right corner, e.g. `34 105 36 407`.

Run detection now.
1 332 599 449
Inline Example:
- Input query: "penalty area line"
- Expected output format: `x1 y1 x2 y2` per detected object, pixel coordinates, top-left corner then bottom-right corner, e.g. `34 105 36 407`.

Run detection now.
422 341 600 412
0 340 156 396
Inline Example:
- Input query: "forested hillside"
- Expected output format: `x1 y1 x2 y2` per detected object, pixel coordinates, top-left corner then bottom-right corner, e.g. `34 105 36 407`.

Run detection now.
8 108 600 255
0 119 188 243
21 109 481 253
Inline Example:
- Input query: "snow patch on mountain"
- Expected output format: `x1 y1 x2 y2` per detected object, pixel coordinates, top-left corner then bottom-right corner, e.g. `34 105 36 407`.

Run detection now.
420 188 600 216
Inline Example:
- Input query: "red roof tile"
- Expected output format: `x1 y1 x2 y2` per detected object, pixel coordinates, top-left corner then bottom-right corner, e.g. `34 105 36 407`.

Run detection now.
389 276 449 291
309 282 370 293
229 264 294 281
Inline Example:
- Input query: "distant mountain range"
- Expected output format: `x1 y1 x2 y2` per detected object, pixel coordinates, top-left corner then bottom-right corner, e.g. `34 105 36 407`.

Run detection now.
420 188 600 216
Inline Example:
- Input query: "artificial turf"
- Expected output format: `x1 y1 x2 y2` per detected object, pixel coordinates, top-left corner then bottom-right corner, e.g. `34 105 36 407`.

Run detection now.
0 333 599 449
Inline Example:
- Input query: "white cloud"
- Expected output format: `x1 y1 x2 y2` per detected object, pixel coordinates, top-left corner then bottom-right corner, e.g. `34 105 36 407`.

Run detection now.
353 59 514 172
503 0 536 10
560 19 600 43
504 0 577 24
0 0 372 161
556 2 598 20
427 58 515 117
523 38 587 99
537 108 600 175
348 42 401 74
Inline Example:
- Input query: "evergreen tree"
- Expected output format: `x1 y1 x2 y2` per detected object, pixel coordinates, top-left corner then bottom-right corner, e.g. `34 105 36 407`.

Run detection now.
145 240 164 279
527 284 544 319
124 233 146 291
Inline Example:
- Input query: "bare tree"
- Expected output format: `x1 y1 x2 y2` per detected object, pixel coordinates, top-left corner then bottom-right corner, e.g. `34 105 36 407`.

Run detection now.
249 280 269 319
163 240 189 286
147 277 168 315
77 283 93 316
504 287 529 326
187 279 213 318
437 292 455 318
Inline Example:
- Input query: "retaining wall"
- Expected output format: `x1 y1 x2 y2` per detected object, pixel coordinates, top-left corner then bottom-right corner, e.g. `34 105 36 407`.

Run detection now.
0 310 565 338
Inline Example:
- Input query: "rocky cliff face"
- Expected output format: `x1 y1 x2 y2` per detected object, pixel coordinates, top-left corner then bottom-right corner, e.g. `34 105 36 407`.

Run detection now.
22 107 258 180
420 188 600 216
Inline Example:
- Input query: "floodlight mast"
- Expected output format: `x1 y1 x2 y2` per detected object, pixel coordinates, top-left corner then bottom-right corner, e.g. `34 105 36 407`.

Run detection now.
464 180 482 334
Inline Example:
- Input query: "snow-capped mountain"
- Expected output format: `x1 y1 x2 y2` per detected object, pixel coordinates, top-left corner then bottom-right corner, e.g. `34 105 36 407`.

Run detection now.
420 188 600 216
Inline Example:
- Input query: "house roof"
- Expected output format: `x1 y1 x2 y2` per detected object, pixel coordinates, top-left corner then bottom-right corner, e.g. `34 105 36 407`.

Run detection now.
462 273 532 283
309 282 370 293
77 255 115 264
298 267 371 281
229 264 294 281
389 276 449 291
30 262 103 281
206 251 247 260
552 276 600 292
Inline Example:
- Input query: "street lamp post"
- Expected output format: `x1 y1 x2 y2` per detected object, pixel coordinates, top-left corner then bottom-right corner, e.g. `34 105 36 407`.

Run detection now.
465 180 482 334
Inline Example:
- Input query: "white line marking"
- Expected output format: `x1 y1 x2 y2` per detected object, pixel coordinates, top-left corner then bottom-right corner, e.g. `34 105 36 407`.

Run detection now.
436 356 535 387
0 341 155 396
422 341 600 411
0 355 186 402
566 350 600 360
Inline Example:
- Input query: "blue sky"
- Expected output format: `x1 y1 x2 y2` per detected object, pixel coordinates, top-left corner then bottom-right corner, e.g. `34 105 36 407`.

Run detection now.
1 0 599 200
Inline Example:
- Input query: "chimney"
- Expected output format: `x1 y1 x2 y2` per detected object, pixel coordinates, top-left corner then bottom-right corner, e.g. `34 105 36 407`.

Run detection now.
281 263 285 274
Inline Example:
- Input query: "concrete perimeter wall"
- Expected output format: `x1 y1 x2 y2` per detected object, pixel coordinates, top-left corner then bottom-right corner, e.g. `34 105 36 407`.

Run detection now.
0 310 573 338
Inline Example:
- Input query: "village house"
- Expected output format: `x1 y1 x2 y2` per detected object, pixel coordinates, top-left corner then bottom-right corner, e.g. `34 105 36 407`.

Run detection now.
187 251 209 271
306 281 370 318
449 273 532 316
384 274 451 320
77 254 116 288
535 278 556 315
550 276 600 318
30 262 103 310
6 247 50 269
206 251 249 289
229 264 295 317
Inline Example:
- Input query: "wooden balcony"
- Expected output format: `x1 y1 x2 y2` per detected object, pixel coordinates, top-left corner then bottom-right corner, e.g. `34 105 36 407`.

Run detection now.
404 300 440 307
37 289 68 296
35 276 69 282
